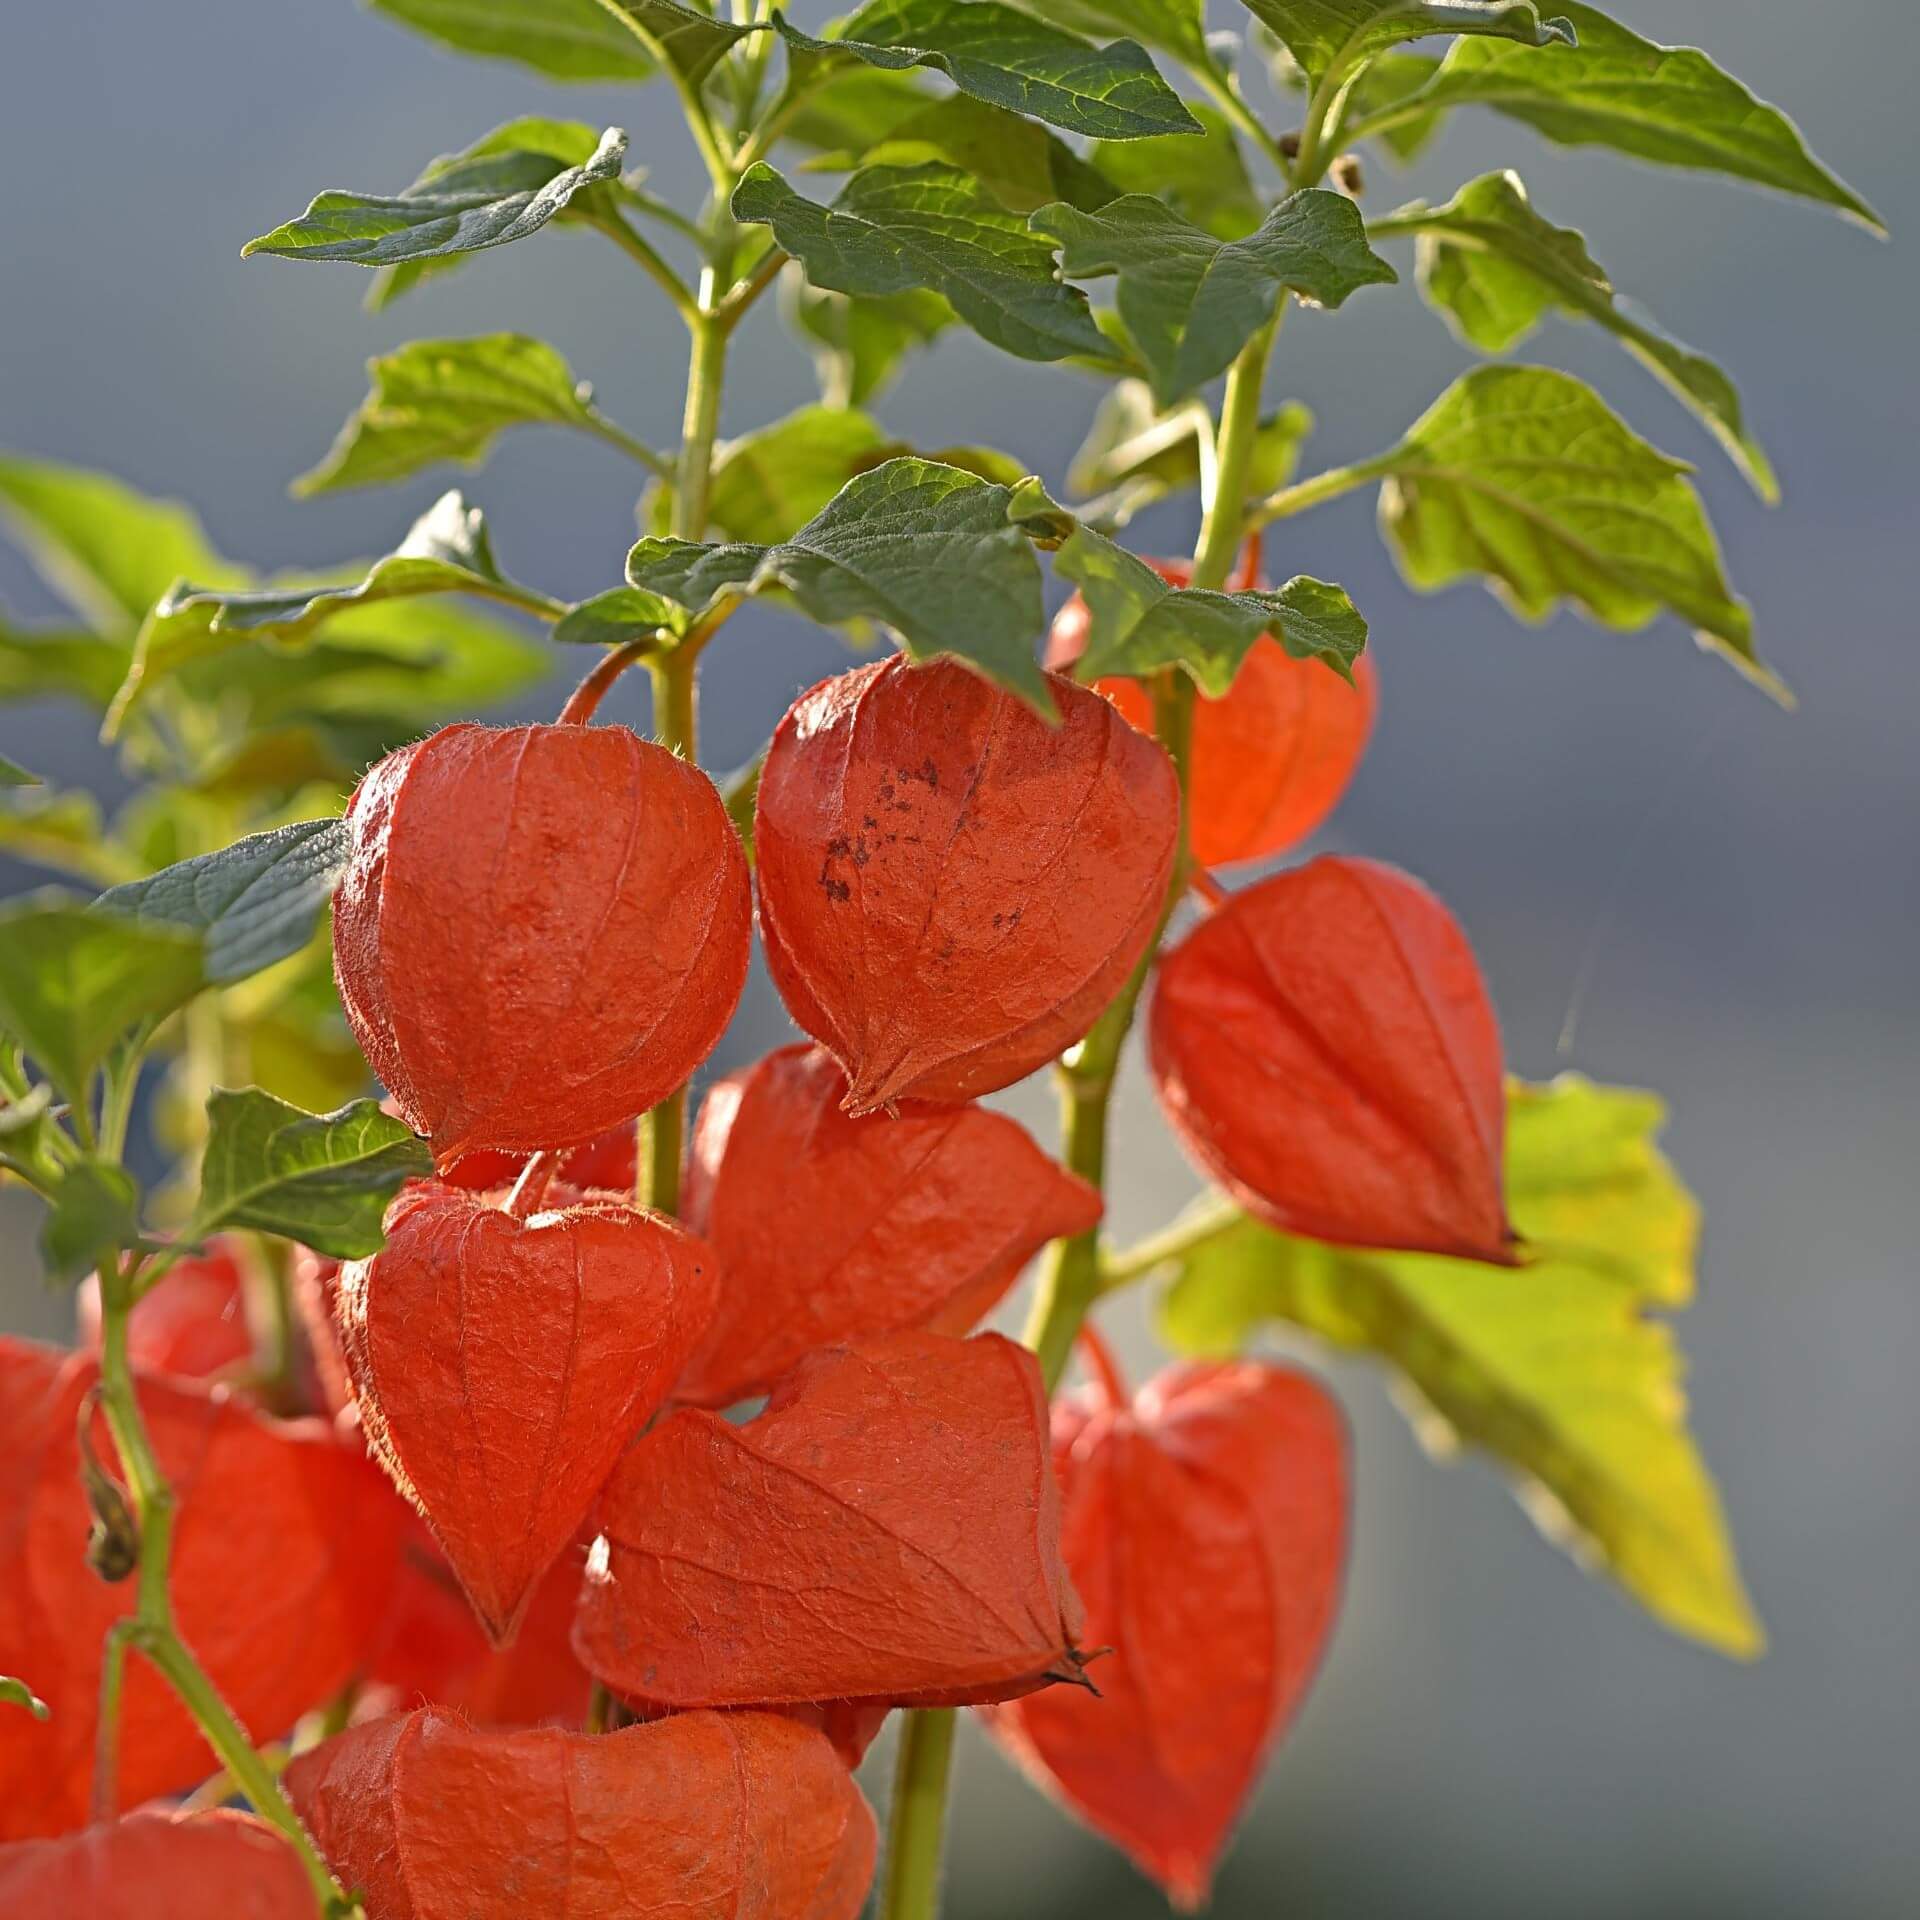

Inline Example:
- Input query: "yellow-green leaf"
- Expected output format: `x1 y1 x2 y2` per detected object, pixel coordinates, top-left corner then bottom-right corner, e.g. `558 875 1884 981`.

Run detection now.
1156 1075 1764 1658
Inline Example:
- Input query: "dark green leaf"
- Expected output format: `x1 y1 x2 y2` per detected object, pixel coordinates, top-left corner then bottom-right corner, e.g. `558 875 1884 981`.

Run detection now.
296 334 636 495
0 455 240 636
0 894 203 1109
0 753 36 785
1090 104 1262 240
1377 170 1775 498
646 405 894 544
1240 0 1573 93
1055 523 1365 690
370 0 658 80
1402 3 1881 229
360 119 610 311
779 0 1200 142
621 457 1053 706
192 1089 433 1259
0 1677 50 1721
39 1160 144 1285
789 283 954 408
784 67 938 154
1369 365 1771 692
1070 380 1313 527
806 94 1118 217
734 163 1110 364
0 620 129 710
94 820 349 987
242 125 627 269
1034 189 1396 405
1156 1075 1763 1658
552 587 688 650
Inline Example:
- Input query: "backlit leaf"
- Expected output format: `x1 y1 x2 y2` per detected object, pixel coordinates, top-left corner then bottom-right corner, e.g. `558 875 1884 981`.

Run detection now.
779 0 1200 142
0 456 239 636
1402 3 1880 228
789 283 954 408
370 0 658 80
94 820 349 987
191 1089 432 1259
296 335 632 495
1377 171 1774 498
1056 524 1365 690
1157 1075 1763 1658
0 621 128 710
0 895 203 1109
1240 0 1573 92
734 163 1110 365
1014 0 1210 69
620 457 1053 706
242 125 627 269
0 791 128 886
39 1160 144 1285
1034 190 1395 405
1090 104 1262 240
1369 366 1768 690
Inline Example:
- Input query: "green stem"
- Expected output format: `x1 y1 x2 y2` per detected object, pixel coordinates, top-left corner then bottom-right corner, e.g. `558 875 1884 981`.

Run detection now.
92 1260 346 1911
881 1708 959 1920
1098 1201 1241 1293
1246 450 1399 532
583 414 674 480
1193 56 1296 183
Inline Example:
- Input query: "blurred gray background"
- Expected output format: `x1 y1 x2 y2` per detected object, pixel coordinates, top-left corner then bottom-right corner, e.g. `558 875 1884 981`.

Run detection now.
2 2 1915 1913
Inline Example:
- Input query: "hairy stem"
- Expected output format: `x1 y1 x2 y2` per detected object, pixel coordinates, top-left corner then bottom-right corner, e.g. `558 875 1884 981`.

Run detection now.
882 1708 959 1920
92 1260 346 1910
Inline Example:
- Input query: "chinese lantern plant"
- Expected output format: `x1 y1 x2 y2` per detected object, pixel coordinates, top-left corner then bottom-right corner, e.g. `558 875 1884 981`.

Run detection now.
0 0 1876 1913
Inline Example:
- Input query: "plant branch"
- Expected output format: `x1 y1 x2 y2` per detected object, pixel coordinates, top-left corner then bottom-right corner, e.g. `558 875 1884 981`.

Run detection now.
560 638 659 726
583 414 674 480
1246 450 1398 531
881 1707 959 1920
585 210 699 323
91 1258 346 1911
1098 1198 1241 1293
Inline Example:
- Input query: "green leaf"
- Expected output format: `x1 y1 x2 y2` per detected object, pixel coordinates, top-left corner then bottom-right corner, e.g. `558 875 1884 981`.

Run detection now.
1378 170 1775 499
0 1676 50 1721
211 598 548 733
93 820 349 987
1034 189 1396 406
1339 51 1448 163
109 493 553 730
1071 380 1313 527
1403 3 1881 229
1157 1075 1764 1659
620 457 1054 706
0 894 203 1110
359 119 610 311
296 334 637 496
648 405 895 544
779 0 1200 142
1368 365 1770 692
1011 0 1210 69
734 163 1110 365
1055 524 1366 690
784 68 938 155
0 620 129 711
0 790 130 887
597 0 757 82
790 284 954 408
0 753 36 786
1090 104 1262 241
806 94 1118 217
39 1159 144 1285
0 456 239 637
191 1089 433 1260
242 124 627 269
370 0 659 80
1240 0 1573 93
551 587 687 653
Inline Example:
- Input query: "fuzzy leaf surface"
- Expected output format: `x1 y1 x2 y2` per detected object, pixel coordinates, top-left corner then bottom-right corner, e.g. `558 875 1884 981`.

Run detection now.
1034 190 1395 404
191 1090 432 1259
370 0 659 79
780 0 1200 141
735 163 1109 365
1241 0 1573 90
243 126 627 268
